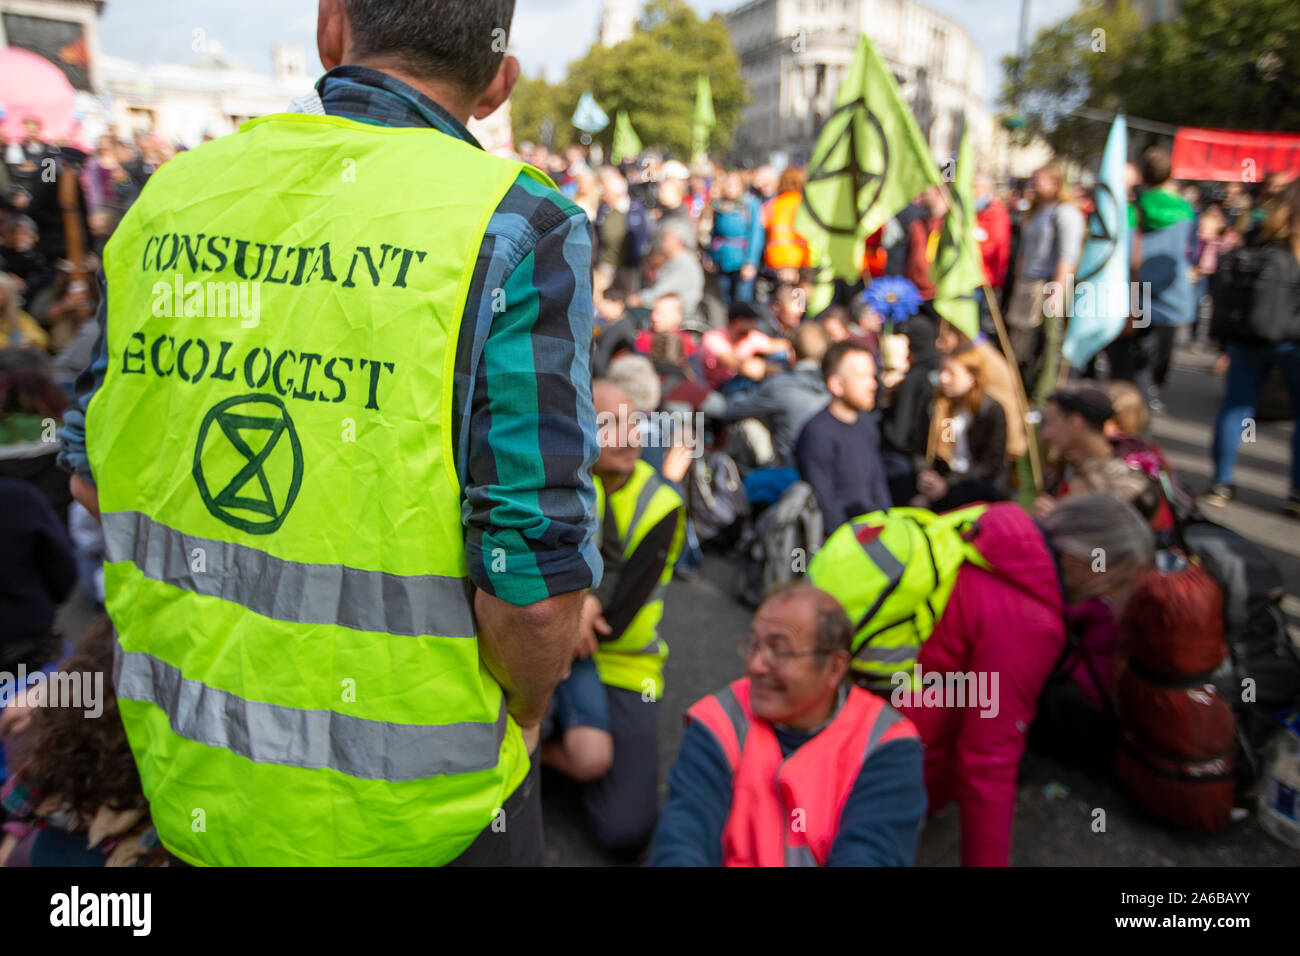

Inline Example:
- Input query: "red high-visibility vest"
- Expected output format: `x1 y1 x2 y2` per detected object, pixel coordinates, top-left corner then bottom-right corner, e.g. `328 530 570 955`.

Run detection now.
687 677 919 866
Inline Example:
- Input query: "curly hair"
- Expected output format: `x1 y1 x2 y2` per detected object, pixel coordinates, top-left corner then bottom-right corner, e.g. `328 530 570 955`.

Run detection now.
22 616 146 818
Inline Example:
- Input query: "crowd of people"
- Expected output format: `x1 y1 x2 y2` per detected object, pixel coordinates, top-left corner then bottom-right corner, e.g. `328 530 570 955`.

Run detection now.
1 0 1297 866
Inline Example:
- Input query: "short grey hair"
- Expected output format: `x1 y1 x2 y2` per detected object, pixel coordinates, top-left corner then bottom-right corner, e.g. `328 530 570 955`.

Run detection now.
606 355 661 413
343 0 515 94
1041 493 1155 571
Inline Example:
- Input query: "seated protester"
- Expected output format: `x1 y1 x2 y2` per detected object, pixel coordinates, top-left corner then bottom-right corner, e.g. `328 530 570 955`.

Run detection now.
591 298 653 378
699 322 830 469
0 478 76 687
634 294 697 359
913 344 1009 511
891 495 1153 866
758 283 806 339
626 217 704 320
1103 379 1186 531
1035 386 1161 525
699 302 792 394
878 309 938 503
936 318 1027 463
0 272 48 351
650 330 697 398
0 349 71 519
0 217 53 305
0 616 167 867
796 341 893 533
649 585 926 866
540 380 685 858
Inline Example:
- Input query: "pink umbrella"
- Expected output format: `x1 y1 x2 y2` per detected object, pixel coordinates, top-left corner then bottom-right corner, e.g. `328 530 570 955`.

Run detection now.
0 46 79 144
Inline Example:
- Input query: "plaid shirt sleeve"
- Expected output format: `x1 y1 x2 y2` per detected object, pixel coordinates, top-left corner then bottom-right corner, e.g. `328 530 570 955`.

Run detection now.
456 174 602 605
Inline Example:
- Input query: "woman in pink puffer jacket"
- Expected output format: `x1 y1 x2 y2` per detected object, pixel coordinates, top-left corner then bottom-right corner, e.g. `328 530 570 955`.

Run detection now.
896 495 1153 866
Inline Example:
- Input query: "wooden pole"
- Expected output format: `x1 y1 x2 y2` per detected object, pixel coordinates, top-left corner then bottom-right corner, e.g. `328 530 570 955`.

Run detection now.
981 280 1043 490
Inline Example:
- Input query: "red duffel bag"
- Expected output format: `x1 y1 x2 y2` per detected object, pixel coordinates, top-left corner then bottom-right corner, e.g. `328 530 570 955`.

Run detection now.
1113 567 1239 832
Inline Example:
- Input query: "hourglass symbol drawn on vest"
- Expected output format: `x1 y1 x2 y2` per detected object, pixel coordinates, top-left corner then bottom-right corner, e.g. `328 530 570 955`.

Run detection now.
193 393 304 534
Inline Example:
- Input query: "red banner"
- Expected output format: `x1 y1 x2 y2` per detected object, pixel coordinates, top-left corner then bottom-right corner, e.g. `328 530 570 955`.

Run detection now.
1172 127 1300 183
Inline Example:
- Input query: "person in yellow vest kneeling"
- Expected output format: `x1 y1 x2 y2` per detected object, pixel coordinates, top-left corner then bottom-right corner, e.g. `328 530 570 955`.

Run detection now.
649 585 926 866
541 380 685 858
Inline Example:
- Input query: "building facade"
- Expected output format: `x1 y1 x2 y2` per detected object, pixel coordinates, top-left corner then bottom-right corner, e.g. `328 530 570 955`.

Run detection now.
598 0 638 48
723 0 988 168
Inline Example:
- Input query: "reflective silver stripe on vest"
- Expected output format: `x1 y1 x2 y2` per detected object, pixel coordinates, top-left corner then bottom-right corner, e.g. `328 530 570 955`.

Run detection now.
784 844 818 867
102 511 475 638
861 704 904 763
625 476 662 547
854 642 921 665
116 650 506 781
716 684 749 753
858 534 905 581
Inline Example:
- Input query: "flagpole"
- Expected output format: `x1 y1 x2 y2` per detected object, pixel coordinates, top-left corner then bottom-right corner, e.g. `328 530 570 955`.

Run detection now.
930 174 1044 491
981 278 1044 490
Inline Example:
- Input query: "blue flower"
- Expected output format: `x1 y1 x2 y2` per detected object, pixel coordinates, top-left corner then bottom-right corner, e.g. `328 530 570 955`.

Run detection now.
861 277 922 326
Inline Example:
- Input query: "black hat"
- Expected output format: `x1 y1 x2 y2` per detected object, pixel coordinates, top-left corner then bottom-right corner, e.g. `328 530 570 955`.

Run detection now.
1049 387 1114 430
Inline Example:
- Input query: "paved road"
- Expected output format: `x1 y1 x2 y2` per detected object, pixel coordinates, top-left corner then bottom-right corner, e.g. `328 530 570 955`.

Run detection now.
543 345 1300 865
51 347 1297 865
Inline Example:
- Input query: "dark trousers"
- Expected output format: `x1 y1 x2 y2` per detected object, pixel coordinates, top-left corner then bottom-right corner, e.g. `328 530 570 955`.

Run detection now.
449 751 544 866
579 686 660 858
1106 325 1178 397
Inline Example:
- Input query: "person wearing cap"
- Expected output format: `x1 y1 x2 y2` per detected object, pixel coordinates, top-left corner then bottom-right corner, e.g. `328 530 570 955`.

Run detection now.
1035 386 1159 523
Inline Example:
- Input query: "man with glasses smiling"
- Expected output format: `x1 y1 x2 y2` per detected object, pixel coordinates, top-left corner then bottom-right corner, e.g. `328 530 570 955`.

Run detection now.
649 585 926 866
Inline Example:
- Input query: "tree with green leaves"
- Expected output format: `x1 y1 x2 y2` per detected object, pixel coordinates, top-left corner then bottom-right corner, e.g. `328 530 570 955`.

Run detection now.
1002 0 1300 165
509 0 746 159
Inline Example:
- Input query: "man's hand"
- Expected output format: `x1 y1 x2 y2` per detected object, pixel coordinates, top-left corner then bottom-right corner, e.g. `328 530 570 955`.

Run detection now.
70 473 100 522
1032 494 1058 521
476 589 583 734
739 355 767 381
661 443 693 484
740 264 757 281
576 593 610 659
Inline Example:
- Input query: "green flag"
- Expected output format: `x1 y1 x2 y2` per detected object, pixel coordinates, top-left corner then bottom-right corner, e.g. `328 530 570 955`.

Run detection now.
691 74 715 162
612 110 642 164
931 132 985 340
796 32 942 283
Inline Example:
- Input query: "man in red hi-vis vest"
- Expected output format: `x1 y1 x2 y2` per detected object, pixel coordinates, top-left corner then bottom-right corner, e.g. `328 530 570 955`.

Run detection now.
649 586 926 866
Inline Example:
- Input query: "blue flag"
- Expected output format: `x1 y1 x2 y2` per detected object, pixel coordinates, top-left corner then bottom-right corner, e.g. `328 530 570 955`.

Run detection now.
572 92 610 133
1064 115 1130 368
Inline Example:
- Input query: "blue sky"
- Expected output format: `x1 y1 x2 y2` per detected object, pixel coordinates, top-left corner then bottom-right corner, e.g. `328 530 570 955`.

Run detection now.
98 0 1080 106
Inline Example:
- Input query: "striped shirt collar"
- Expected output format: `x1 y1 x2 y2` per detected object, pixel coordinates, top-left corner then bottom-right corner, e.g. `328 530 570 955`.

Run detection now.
314 64 482 150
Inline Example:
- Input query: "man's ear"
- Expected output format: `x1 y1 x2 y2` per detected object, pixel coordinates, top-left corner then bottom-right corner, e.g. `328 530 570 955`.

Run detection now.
473 55 520 121
317 0 347 72
826 651 851 690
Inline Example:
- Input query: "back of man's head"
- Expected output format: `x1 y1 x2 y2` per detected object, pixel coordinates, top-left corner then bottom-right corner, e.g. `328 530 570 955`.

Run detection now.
342 0 515 96
792 322 830 364
1140 146 1172 188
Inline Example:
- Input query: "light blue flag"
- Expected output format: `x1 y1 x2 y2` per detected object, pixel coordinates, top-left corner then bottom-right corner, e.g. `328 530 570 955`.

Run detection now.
1064 114 1130 368
572 92 610 133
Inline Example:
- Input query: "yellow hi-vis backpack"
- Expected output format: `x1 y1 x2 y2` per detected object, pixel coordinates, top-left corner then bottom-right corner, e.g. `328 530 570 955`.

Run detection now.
807 505 991 692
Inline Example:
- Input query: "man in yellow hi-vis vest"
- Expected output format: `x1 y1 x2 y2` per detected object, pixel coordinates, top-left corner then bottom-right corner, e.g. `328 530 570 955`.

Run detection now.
58 0 600 865
540 380 685 857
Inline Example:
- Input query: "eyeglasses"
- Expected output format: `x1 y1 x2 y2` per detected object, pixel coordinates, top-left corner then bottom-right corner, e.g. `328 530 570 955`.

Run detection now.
738 637 828 664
